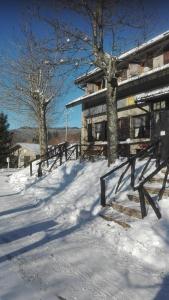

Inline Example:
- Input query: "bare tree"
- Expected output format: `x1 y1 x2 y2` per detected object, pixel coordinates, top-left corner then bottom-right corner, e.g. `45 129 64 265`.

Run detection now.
1 31 64 157
38 0 151 165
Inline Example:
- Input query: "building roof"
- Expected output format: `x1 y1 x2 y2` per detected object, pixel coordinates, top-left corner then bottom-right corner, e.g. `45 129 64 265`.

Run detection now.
66 88 107 108
66 62 169 108
16 143 40 155
75 67 102 84
136 85 169 102
119 30 169 60
74 30 169 84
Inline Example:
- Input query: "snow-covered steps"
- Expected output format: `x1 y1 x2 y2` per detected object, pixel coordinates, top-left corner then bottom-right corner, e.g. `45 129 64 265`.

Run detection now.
148 176 169 184
127 192 151 205
127 193 140 203
100 197 142 228
99 207 138 229
144 185 169 196
109 200 142 219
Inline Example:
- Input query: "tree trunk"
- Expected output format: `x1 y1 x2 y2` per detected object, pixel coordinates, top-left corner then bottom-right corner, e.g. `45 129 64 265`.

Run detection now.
38 106 48 158
106 80 118 166
105 57 118 166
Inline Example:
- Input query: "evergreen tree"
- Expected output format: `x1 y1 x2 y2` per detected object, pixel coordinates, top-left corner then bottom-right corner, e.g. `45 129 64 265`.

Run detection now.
0 113 11 167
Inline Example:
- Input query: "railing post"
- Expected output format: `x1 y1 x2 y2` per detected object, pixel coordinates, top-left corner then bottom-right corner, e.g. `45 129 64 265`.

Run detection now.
100 178 106 207
154 139 161 167
75 144 78 159
65 147 68 161
143 187 162 219
59 147 62 166
30 162 32 176
37 162 42 177
79 144 81 157
130 158 135 189
138 186 147 218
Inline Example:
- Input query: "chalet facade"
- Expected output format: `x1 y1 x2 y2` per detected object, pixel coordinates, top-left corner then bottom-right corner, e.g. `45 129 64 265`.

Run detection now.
66 30 169 158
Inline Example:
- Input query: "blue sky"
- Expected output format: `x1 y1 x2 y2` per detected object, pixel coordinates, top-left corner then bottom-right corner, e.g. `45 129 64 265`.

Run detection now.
1 0 169 130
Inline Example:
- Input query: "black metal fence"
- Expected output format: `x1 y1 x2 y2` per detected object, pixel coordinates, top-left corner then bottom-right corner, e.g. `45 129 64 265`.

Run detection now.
100 139 165 219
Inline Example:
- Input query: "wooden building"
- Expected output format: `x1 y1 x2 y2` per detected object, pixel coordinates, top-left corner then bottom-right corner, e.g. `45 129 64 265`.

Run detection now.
66 30 169 158
9 143 40 168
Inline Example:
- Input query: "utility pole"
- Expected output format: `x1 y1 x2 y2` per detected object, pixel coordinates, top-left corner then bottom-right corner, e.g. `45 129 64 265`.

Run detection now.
64 108 68 141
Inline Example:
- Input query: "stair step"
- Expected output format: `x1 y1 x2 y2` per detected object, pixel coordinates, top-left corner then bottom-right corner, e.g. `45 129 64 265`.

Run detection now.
149 177 169 184
161 167 167 174
128 193 140 203
127 193 150 205
108 200 142 219
99 207 137 228
145 185 169 196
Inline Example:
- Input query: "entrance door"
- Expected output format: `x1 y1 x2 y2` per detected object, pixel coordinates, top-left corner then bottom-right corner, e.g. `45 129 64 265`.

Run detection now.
152 110 169 160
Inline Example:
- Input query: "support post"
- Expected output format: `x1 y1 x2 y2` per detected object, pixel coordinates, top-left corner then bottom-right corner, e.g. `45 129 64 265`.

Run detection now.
143 187 162 219
100 178 106 207
30 162 32 176
59 147 62 166
138 186 147 218
38 162 42 177
131 158 135 189
65 147 68 161
75 144 78 160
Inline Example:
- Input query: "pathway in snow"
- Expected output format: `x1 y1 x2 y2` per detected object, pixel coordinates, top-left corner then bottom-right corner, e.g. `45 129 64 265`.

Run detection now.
0 169 168 299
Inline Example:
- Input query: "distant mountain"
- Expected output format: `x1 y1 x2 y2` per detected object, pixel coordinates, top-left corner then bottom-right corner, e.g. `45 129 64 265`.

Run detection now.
10 127 81 145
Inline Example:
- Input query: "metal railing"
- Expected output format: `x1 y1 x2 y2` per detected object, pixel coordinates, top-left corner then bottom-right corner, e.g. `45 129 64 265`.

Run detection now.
79 144 107 160
28 142 68 176
100 139 160 208
36 143 79 177
135 159 169 219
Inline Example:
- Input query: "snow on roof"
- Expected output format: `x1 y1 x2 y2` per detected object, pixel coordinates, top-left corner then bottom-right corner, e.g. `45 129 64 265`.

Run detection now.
75 67 101 83
119 30 169 60
118 62 169 86
66 88 107 108
66 63 169 108
16 143 40 155
75 30 169 83
136 85 169 102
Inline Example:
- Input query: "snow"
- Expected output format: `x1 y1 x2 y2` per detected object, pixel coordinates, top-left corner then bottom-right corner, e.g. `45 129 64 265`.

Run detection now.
119 30 169 60
136 85 169 102
118 62 169 86
66 88 107 108
1 159 169 299
75 30 169 85
75 67 101 83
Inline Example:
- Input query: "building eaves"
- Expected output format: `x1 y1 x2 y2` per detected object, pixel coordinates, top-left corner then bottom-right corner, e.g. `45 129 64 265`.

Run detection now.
66 62 169 108
136 85 169 102
75 67 102 85
118 62 169 86
66 88 107 108
74 30 169 85
119 30 169 60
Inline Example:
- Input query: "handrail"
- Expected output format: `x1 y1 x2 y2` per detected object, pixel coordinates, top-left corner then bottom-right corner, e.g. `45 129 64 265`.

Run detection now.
79 143 107 160
28 142 67 176
135 157 169 219
100 140 159 181
100 139 160 207
36 143 79 177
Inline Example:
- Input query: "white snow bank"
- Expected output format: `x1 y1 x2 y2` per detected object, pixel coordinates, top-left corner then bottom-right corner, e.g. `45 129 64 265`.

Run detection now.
10 158 169 271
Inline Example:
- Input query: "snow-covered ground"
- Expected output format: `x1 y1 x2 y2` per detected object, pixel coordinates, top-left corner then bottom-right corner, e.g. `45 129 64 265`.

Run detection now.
1 159 169 299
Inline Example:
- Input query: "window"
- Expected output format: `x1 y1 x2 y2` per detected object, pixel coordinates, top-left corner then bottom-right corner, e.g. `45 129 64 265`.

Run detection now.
87 121 107 142
153 101 165 111
118 117 130 141
132 115 150 139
